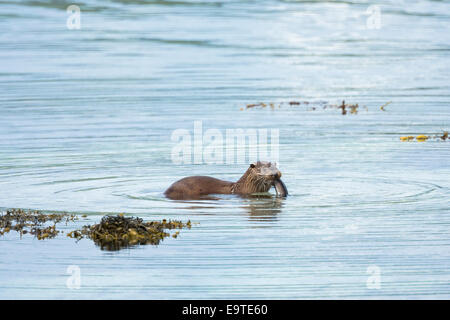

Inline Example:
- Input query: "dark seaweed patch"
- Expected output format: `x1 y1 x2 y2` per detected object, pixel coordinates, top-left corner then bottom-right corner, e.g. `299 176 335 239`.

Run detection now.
0 208 77 240
67 214 192 251
1 209 194 251
243 99 367 114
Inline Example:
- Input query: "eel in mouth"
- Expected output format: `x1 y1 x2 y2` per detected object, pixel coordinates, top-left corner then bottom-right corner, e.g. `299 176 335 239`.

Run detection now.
273 179 288 197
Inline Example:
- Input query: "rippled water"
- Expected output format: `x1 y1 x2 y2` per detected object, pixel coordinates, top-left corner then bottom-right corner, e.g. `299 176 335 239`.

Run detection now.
1 0 449 299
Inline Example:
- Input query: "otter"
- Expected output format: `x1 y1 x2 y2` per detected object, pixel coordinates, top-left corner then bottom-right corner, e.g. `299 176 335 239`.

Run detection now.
164 161 288 200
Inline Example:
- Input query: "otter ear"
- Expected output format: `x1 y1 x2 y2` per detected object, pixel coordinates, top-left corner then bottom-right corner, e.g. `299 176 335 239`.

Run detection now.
250 163 256 168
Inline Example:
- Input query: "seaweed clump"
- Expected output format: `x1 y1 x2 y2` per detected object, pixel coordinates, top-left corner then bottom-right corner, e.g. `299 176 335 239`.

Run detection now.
400 131 449 142
243 99 369 114
0 208 77 240
332 100 360 115
67 215 191 251
244 100 325 110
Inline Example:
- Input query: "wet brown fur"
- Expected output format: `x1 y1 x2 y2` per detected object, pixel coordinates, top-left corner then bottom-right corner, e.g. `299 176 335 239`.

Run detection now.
164 161 281 200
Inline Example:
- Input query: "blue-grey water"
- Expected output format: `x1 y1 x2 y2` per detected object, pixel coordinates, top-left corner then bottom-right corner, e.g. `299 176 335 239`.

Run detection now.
0 0 449 299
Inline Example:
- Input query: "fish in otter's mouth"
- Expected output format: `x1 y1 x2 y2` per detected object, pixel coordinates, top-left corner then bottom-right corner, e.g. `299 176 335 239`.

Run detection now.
273 178 288 197
252 161 288 197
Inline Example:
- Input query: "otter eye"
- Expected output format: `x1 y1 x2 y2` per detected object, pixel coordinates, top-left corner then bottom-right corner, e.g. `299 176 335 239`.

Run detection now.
250 163 255 168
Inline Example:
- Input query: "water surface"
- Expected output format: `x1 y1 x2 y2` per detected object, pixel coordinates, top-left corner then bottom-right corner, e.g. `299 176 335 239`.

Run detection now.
0 0 449 299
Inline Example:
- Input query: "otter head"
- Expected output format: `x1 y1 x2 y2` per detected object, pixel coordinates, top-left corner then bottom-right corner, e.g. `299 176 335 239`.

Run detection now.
237 161 284 194
248 161 282 181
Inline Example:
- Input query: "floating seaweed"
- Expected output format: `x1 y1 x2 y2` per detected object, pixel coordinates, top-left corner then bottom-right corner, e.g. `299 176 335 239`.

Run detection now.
245 100 325 110
400 136 415 141
243 99 366 115
67 215 192 251
0 208 77 239
380 101 391 111
246 102 270 109
399 131 448 142
329 100 360 115
349 104 359 114
339 100 347 115
1 209 194 251
416 134 429 142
